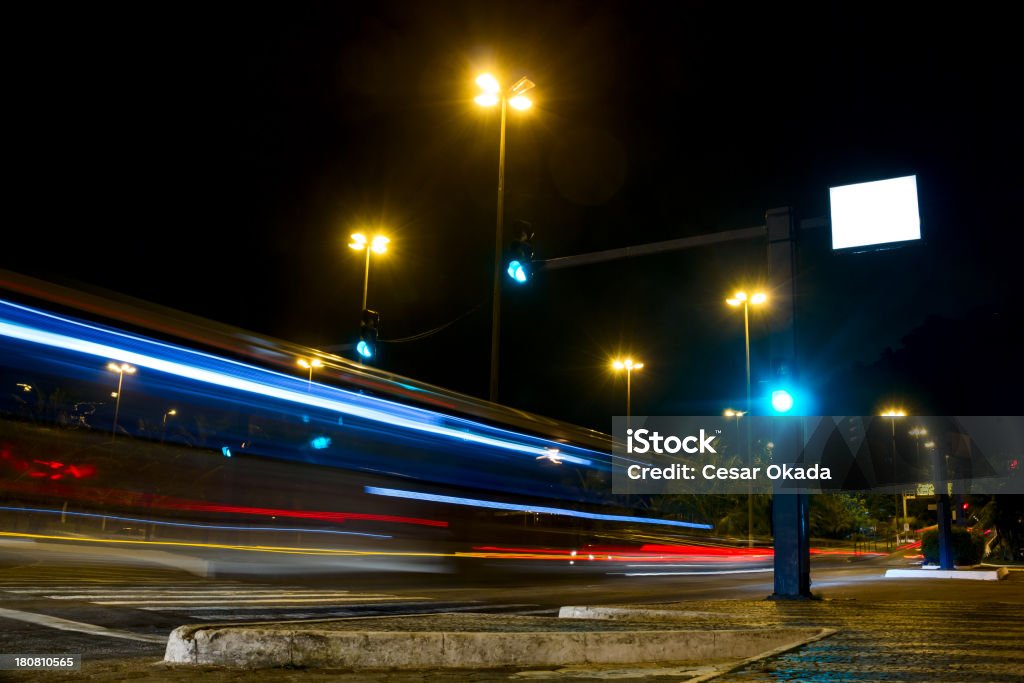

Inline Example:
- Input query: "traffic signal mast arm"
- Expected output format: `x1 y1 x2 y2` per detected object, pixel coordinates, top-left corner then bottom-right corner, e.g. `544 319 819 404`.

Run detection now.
518 208 819 598
540 224 767 271
533 216 826 272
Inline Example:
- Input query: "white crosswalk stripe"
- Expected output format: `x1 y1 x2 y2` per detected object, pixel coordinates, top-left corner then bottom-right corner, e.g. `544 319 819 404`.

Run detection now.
0 575 436 621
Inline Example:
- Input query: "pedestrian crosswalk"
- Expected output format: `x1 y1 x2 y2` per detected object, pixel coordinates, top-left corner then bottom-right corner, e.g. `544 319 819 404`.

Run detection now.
2 584 437 620
0 565 449 621
0 565 547 622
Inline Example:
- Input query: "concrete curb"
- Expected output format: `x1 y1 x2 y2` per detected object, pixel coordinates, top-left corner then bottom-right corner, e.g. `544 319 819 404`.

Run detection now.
163 620 830 669
884 567 1008 580
559 605 718 621
557 605 840 682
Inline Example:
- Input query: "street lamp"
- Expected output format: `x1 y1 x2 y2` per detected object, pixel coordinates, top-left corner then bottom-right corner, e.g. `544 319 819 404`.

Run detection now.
297 358 322 390
724 408 754 546
475 72 536 403
907 426 928 532
881 408 907 543
162 408 177 442
348 233 389 311
611 358 644 427
162 408 177 428
106 362 136 439
726 291 765 549
725 291 767 414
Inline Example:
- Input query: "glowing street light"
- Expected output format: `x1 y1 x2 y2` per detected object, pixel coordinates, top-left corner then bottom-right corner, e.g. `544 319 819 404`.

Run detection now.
162 408 177 428
724 405 757 548
297 358 322 390
475 72 536 403
611 358 644 427
161 408 177 442
881 408 908 543
725 290 767 413
907 425 929 529
106 362 136 439
348 233 390 311
727 292 765 546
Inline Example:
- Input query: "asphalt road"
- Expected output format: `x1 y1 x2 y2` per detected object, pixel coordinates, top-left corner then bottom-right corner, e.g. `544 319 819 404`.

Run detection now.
1 538 1021 681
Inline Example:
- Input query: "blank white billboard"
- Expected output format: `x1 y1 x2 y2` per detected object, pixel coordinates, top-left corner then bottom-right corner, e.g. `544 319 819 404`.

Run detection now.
829 175 921 250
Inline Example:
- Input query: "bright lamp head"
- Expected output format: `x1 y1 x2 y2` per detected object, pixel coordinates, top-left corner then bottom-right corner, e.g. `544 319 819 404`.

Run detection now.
476 73 500 94
509 95 532 110
356 340 373 359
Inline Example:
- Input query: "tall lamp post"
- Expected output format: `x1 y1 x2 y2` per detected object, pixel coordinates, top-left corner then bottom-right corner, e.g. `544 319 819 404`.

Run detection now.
908 426 928 537
475 72 536 403
725 291 767 413
162 408 177 443
611 358 644 428
348 233 389 311
726 291 765 548
106 362 136 439
882 408 907 544
725 408 754 546
297 358 322 391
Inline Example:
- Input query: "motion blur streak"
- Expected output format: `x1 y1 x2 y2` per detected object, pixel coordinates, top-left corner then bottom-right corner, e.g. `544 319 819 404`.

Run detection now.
0 506 393 539
472 545 771 562
364 486 715 530
0 531 450 558
2 531 710 564
638 543 772 556
0 480 448 528
0 301 597 467
620 568 775 577
470 548 766 562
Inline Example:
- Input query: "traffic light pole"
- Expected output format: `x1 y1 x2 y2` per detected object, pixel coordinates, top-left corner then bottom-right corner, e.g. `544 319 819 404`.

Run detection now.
765 207 811 598
534 208 816 598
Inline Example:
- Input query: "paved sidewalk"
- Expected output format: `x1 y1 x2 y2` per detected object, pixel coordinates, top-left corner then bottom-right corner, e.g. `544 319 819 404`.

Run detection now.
5 573 1023 681
566 597 1024 682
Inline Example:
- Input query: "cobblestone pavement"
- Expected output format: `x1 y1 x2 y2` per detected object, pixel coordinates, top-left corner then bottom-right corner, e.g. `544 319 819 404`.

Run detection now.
712 598 1024 682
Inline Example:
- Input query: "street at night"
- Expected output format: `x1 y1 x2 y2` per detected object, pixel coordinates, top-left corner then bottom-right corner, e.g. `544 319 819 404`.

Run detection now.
2 1 1022 680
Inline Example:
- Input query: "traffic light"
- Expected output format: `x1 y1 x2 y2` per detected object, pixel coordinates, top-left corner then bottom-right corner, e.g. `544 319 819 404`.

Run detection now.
357 309 380 360
506 226 535 284
767 359 803 414
771 389 795 414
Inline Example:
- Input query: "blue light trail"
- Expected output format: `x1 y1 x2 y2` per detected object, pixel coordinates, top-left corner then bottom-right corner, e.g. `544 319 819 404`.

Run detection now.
0 299 597 467
0 506 392 539
364 486 714 530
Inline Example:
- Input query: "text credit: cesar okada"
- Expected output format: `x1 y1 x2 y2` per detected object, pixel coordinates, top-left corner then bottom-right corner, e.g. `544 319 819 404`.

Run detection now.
624 427 831 482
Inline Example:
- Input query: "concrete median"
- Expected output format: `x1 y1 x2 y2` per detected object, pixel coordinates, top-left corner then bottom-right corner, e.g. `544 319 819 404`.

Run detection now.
163 613 832 670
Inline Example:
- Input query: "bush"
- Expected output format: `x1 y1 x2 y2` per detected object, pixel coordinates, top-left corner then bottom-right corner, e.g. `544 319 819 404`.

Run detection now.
921 527 983 566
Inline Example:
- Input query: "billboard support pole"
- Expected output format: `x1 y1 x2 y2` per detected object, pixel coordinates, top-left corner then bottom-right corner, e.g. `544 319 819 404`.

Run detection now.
767 206 812 598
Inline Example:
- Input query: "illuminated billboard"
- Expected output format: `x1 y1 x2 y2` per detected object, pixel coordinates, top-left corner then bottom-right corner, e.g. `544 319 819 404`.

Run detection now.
829 175 921 251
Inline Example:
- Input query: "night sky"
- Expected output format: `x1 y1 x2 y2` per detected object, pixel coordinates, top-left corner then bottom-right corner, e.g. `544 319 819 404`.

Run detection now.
4 2 1021 430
